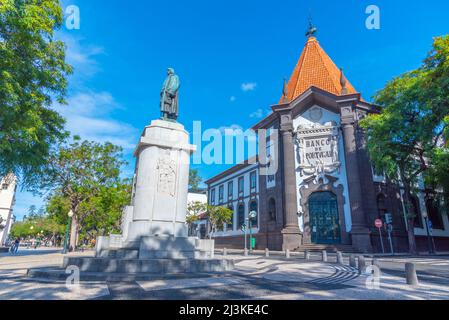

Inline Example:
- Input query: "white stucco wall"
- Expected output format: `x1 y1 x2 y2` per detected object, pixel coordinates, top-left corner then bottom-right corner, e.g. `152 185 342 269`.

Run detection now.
0 176 17 246
292 105 352 233
187 192 208 204
208 164 259 237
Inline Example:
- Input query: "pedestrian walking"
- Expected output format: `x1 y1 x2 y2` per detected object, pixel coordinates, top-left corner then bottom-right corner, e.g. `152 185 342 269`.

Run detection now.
10 238 20 255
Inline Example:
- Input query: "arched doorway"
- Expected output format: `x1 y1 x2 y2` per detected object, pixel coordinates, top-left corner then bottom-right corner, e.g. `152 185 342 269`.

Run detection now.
309 191 341 244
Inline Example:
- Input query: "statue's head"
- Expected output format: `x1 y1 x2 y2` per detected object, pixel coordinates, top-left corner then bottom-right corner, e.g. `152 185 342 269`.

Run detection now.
167 68 175 75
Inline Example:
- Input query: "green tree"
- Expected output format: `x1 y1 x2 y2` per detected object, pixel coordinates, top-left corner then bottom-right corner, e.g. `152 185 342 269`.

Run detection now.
421 35 449 212
35 137 128 250
425 149 449 215
77 180 131 242
188 169 202 192
360 35 449 254
205 205 233 239
10 215 65 242
0 0 72 188
186 201 206 235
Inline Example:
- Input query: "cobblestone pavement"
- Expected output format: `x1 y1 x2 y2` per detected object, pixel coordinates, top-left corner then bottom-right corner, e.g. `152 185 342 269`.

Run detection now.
1 249 449 300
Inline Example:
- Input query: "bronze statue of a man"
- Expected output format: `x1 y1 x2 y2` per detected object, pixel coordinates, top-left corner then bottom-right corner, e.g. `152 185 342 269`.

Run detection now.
160 68 180 121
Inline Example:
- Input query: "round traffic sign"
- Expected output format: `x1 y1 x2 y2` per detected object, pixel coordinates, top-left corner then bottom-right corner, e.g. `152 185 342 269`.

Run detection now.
375 219 383 228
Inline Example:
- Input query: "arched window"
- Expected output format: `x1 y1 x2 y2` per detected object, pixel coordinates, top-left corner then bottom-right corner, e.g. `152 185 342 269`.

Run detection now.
227 205 234 231
268 198 276 221
377 194 387 219
237 204 245 229
411 196 423 228
249 200 258 228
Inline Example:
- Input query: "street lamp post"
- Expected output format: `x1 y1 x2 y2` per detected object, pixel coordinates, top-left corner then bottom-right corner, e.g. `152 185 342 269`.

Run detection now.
62 210 74 254
422 210 433 255
248 211 257 253
242 223 247 254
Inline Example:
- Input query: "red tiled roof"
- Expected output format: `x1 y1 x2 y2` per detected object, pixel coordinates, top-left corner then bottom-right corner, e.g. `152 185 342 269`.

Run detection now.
280 36 357 103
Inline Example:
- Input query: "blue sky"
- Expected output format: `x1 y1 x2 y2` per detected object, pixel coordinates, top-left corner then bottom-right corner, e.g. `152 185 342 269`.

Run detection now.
14 0 449 220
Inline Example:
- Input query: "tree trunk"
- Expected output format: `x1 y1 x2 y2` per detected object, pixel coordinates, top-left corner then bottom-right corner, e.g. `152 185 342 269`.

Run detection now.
401 175 418 255
407 218 417 255
69 214 78 252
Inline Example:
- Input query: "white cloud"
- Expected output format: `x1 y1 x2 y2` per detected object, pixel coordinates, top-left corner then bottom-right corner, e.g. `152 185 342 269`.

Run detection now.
241 82 257 92
56 32 105 82
51 33 139 150
249 108 264 119
218 124 245 135
11 33 138 221
54 91 139 150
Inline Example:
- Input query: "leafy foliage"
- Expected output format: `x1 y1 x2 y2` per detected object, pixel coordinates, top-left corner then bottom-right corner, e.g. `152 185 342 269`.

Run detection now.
360 35 449 254
10 214 65 240
188 169 202 192
0 0 73 188
36 137 130 248
205 205 233 239
186 200 206 226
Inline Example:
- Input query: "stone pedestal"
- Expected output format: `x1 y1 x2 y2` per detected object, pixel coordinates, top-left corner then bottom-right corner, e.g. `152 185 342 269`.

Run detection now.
125 120 196 246
66 119 232 278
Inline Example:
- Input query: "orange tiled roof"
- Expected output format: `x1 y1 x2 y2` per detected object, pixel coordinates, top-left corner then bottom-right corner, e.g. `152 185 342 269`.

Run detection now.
280 36 357 103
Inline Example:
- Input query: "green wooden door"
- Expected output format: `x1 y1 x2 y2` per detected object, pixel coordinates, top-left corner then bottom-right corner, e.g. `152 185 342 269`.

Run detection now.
309 192 341 244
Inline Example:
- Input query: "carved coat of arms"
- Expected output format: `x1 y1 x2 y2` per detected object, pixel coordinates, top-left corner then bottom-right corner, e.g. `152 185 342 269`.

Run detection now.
295 121 341 177
157 157 177 197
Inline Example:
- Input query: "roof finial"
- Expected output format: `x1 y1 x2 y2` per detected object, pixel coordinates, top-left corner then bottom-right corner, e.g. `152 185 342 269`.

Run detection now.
282 78 290 103
340 67 348 95
306 14 317 38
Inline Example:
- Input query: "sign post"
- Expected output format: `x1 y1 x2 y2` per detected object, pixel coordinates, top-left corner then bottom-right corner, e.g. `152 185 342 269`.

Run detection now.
385 213 394 255
375 219 385 254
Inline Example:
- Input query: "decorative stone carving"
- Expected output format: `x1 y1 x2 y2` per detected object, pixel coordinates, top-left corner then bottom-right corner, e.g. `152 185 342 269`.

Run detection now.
309 107 323 122
157 156 177 197
295 121 341 177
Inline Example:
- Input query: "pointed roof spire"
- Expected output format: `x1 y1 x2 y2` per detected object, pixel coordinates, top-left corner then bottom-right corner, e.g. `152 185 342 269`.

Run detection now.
305 15 317 38
340 68 348 95
282 78 290 103
279 26 358 103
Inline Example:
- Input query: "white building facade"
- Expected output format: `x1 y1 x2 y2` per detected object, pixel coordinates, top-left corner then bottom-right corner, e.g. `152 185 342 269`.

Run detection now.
0 175 17 246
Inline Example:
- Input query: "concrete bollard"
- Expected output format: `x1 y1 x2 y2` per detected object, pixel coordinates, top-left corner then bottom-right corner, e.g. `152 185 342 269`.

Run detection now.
405 263 419 286
285 249 290 259
322 250 328 262
336 251 343 264
358 255 366 274
265 248 270 258
349 255 357 268
223 248 227 257
305 250 310 260
244 248 248 256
